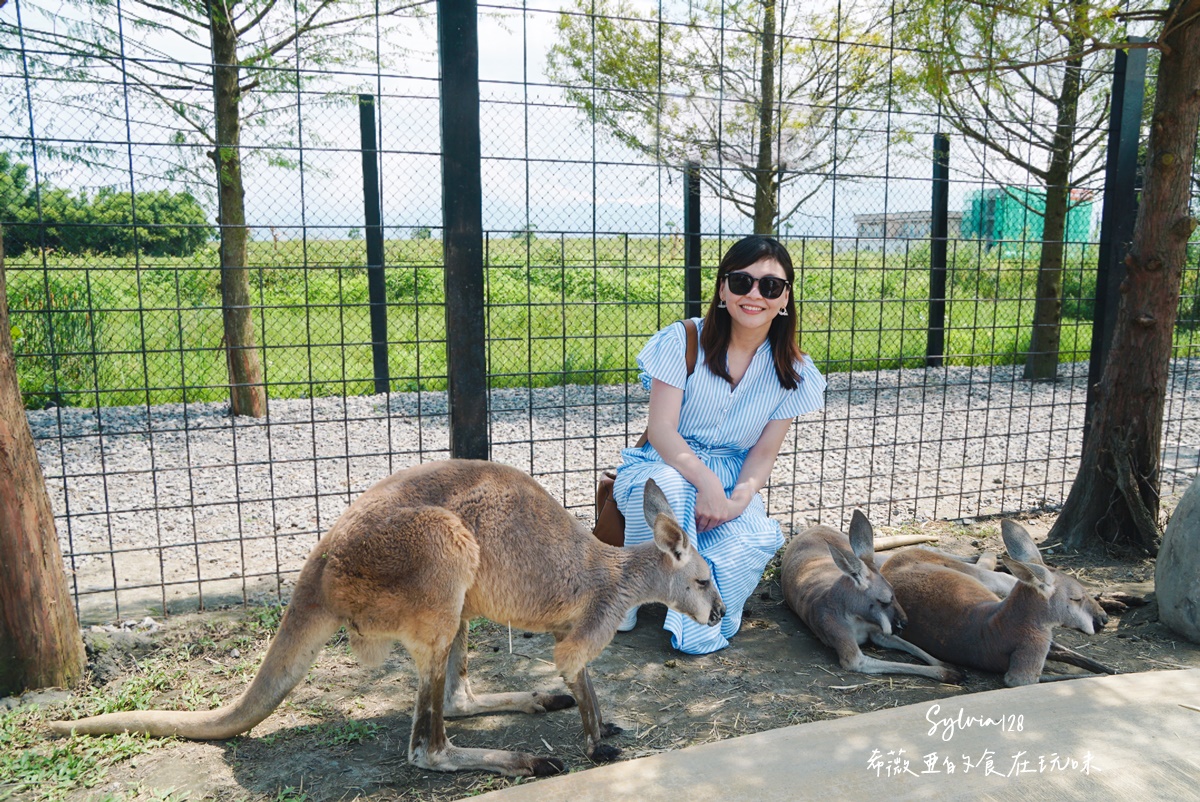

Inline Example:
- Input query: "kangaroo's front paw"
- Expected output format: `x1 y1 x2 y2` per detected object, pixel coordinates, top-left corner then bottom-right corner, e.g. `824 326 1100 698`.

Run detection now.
589 742 622 763
600 721 623 738
530 756 566 776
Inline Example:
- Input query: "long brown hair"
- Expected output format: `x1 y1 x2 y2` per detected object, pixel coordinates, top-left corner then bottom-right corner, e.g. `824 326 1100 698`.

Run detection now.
700 235 803 389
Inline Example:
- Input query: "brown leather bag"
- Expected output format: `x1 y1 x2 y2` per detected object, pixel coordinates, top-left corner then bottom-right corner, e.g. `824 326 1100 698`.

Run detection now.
593 319 698 546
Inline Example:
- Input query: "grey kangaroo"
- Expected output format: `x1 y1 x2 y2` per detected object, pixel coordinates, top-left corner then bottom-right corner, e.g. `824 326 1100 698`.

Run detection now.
51 460 725 777
781 510 963 683
882 519 1108 686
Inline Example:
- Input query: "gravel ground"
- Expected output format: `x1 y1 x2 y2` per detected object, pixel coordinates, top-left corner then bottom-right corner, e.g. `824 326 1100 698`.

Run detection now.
27 359 1200 624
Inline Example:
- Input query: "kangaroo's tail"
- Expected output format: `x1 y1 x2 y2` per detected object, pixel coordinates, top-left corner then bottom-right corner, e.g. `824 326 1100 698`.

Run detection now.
48 591 341 740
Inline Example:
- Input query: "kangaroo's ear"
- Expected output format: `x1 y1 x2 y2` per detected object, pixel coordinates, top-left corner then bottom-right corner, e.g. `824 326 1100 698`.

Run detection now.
847 509 875 562
644 479 689 558
1001 520 1044 565
828 542 869 591
1002 557 1055 599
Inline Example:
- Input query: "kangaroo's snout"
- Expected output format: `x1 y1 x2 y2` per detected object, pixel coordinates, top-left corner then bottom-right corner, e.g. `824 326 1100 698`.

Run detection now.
1093 600 1109 631
708 599 726 627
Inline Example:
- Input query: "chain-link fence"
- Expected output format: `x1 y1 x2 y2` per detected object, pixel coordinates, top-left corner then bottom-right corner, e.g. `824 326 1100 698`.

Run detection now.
2 0 1196 624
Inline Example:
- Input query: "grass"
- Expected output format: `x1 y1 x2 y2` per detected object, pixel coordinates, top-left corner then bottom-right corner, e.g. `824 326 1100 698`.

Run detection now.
0 597 407 802
0 603 308 802
0 703 169 801
7 232 1186 410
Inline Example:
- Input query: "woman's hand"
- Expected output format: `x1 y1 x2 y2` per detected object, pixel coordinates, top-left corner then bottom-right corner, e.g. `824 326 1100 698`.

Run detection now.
693 474 749 533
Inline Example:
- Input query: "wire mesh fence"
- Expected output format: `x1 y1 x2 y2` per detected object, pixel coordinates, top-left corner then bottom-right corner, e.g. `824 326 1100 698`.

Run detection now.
2 0 1197 624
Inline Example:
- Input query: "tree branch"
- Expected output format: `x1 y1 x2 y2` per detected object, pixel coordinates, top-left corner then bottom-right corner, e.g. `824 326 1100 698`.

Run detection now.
949 41 1160 77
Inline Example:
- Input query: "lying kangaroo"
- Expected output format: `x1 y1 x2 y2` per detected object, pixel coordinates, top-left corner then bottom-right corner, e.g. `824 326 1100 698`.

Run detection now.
881 547 1015 597
881 519 1108 687
781 510 963 683
50 459 725 777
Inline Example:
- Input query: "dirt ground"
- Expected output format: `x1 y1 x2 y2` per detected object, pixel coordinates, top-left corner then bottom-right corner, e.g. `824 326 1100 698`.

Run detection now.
29 513 1200 802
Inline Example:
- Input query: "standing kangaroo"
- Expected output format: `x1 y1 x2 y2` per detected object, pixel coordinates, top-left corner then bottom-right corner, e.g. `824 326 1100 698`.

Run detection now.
50 460 725 777
881 519 1108 687
781 510 963 682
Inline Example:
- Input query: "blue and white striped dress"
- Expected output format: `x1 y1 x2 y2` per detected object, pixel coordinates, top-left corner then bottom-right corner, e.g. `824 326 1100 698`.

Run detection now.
613 317 826 654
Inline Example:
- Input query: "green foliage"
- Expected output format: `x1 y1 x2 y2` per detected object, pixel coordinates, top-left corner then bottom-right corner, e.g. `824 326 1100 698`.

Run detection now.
88 189 214 257
0 151 33 236
511 223 537 245
83 666 181 716
4 266 110 408
247 601 285 635
0 162 215 258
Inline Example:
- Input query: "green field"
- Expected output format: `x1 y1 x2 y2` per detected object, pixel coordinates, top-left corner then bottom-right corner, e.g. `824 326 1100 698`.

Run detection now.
1 234 1138 409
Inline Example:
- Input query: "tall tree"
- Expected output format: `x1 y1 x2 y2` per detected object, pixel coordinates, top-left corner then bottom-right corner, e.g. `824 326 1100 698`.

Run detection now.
2 0 420 416
0 226 87 695
548 0 891 234
1052 0 1200 554
896 0 1121 380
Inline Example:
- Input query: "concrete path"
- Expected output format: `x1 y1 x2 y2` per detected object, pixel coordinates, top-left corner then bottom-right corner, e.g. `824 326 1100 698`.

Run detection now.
477 668 1200 801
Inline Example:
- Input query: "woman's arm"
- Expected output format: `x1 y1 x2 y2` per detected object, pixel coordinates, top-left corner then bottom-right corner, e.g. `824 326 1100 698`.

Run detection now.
645 381 794 533
645 379 730 532
727 416 793 515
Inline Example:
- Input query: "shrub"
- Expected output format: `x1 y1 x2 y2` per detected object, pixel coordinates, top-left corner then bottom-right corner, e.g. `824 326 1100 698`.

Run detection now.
1 175 213 258
5 268 109 408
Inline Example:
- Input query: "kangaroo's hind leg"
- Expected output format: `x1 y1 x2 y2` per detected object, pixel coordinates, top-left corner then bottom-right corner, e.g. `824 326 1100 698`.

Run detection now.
442 618 575 718
403 622 564 777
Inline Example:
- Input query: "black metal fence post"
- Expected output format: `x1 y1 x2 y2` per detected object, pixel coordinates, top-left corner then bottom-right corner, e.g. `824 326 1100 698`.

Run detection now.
684 161 703 319
438 0 488 460
1084 41 1148 450
359 94 389 395
926 133 950 367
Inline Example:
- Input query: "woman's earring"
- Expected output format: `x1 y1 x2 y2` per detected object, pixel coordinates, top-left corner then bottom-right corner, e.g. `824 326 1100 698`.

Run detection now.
718 299 727 309
778 308 788 316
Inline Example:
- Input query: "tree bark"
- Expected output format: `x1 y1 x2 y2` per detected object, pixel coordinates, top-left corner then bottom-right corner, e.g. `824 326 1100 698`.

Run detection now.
1024 2 1086 381
209 2 266 418
752 0 778 235
0 228 87 695
1052 0 1200 554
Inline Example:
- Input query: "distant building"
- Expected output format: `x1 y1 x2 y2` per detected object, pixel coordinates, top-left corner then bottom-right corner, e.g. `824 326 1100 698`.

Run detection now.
853 210 964 252
961 187 1095 254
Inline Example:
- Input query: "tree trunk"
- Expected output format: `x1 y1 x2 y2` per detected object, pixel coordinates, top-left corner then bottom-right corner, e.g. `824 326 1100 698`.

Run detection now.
209 2 266 418
1052 0 1200 554
0 228 87 695
1025 4 1085 381
752 0 778 235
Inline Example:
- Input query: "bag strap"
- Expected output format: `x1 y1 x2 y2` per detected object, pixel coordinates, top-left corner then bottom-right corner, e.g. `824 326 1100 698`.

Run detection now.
682 318 698 377
633 319 697 448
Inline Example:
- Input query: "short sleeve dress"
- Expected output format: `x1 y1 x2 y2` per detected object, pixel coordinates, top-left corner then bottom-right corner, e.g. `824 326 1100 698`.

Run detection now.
612 317 826 654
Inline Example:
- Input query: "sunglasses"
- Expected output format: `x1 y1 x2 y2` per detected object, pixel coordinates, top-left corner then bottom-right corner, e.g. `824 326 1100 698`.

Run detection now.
725 271 790 300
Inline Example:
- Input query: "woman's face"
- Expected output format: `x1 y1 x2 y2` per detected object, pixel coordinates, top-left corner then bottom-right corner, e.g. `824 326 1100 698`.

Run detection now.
719 257 790 335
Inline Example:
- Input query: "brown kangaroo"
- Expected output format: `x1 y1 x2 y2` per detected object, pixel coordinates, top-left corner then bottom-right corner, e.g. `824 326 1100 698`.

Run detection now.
880 547 1016 597
50 459 725 777
781 510 963 683
881 519 1109 687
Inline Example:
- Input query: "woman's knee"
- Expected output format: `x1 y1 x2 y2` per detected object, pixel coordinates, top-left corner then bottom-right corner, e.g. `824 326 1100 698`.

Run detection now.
625 468 692 516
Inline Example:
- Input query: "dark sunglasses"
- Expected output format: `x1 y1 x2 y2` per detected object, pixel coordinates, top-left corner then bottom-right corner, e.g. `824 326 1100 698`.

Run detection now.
725 271 790 299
